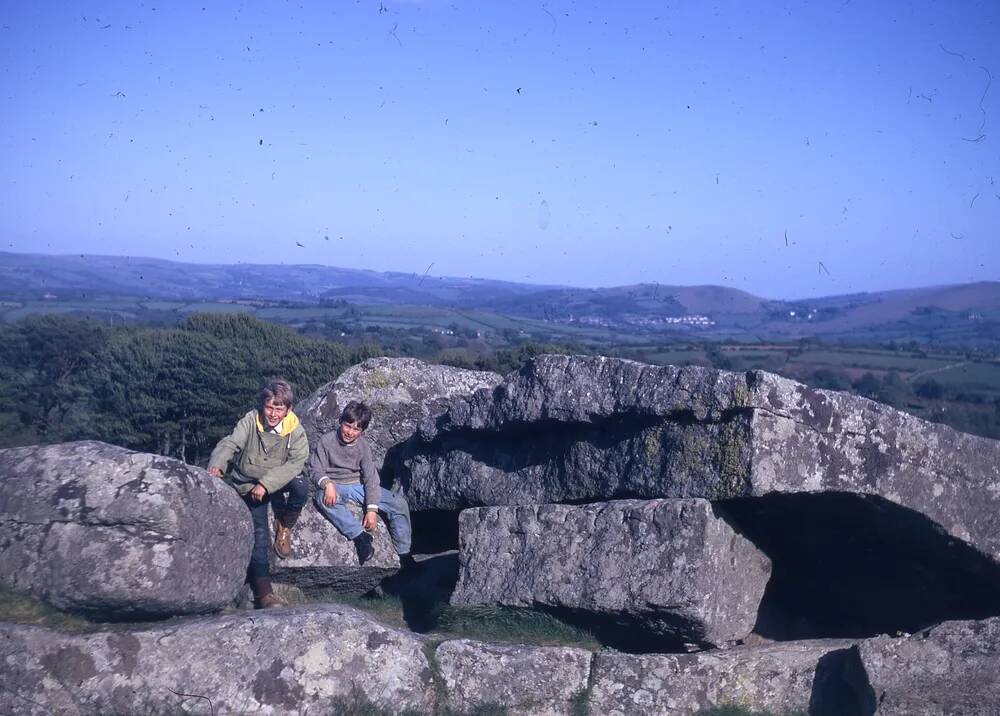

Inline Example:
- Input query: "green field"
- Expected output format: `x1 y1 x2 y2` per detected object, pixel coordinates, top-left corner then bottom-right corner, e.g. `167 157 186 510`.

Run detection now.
177 302 257 315
791 349 953 372
930 362 1000 390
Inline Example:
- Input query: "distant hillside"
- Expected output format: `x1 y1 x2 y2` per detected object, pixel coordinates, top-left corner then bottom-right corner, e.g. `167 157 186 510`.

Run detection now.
1 251 997 347
0 251 555 305
487 284 769 321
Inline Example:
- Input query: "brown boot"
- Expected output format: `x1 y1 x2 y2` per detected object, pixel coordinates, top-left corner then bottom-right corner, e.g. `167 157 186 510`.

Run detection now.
273 510 301 560
251 578 287 609
257 592 287 609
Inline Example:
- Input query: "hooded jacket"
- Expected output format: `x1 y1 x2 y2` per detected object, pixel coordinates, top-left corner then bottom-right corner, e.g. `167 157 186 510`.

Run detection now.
208 409 309 496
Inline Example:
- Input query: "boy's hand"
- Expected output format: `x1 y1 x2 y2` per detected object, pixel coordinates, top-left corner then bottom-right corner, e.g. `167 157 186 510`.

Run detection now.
250 483 267 502
362 510 378 532
208 467 223 477
323 482 338 507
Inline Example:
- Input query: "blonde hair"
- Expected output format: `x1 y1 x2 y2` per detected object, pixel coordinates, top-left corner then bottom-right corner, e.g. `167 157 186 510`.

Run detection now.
259 378 295 408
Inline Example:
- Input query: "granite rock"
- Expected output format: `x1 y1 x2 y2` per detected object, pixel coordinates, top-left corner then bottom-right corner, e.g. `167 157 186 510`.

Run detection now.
0 441 251 618
451 499 771 647
858 617 1000 715
0 604 437 715
270 501 400 593
436 638 592 716
298 356 501 483
589 638 866 716
406 355 1000 565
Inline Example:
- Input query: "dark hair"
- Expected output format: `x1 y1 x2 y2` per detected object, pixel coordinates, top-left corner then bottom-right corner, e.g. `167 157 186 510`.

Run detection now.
260 379 295 409
340 401 372 430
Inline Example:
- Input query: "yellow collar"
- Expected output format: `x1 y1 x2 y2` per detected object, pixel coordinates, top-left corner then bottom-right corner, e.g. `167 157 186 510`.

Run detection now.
255 410 300 436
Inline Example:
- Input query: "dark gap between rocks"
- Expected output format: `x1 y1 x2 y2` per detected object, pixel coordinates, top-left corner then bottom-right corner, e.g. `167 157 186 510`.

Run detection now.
716 492 1000 641
533 605 711 654
808 645 878 716
410 509 461 553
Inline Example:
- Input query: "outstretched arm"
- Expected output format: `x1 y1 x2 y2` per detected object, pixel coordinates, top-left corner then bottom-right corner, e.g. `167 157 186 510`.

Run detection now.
207 414 253 476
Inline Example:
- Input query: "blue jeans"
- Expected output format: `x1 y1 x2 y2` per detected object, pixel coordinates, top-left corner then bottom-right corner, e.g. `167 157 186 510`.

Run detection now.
313 482 412 555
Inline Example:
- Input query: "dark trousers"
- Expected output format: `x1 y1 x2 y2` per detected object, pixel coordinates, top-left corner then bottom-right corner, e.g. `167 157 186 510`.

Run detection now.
244 474 309 581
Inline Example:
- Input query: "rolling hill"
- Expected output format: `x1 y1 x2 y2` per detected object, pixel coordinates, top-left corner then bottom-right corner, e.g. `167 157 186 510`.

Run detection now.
1 251 997 347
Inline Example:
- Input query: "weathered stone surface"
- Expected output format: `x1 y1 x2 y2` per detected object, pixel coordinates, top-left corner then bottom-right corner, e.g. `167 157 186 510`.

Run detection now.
0 604 437 715
589 638 867 716
0 441 251 618
451 500 771 647
406 355 1000 564
298 356 502 482
270 502 400 592
273 356 499 590
858 617 1000 715
436 639 593 716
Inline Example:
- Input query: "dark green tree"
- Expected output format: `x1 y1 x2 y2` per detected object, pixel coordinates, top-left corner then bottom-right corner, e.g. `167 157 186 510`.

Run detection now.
0 315 109 442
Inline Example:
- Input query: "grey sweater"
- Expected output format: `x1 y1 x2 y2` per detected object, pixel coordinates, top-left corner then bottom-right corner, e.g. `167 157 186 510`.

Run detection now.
309 431 380 507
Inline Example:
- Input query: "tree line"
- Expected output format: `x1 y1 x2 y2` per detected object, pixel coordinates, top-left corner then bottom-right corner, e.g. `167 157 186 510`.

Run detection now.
0 313 373 464
1 313 997 464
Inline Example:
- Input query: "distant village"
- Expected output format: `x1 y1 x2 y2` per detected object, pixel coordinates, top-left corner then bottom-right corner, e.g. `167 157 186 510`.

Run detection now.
563 314 716 329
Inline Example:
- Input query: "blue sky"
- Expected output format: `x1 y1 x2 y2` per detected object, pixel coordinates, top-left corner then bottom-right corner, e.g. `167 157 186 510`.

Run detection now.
1 1 997 299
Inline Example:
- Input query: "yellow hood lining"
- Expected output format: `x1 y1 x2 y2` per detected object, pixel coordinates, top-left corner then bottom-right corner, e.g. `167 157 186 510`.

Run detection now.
255 409 300 436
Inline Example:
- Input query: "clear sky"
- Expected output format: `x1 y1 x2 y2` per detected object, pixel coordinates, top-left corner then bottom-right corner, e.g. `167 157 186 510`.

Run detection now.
1 1 997 299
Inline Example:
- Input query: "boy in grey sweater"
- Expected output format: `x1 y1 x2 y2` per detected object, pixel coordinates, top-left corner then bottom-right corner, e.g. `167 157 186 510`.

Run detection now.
310 401 415 569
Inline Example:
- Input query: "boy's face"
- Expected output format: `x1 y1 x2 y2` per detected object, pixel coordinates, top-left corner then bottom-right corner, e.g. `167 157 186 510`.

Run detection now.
339 420 364 444
261 399 289 429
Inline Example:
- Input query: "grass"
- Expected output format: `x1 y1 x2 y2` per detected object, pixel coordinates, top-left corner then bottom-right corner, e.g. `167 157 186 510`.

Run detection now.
177 302 255 314
304 589 601 651
697 707 806 716
641 349 708 364
0 589 93 632
433 604 601 649
791 348 953 371
931 361 1000 389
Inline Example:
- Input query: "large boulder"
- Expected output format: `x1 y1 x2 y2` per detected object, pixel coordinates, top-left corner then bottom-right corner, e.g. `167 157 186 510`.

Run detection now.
435 639 593 716
270 502 400 593
588 638 868 716
0 441 251 619
0 604 437 715
270 357 499 589
298 356 502 483
858 617 1000 715
451 500 771 647
406 355 1000 564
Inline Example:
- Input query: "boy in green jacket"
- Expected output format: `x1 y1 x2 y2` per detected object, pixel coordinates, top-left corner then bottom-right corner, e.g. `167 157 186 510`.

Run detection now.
208 379 309 608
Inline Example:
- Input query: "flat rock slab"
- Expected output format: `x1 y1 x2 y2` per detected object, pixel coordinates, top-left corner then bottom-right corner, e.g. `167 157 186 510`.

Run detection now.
0 604 437 715
270 501 400 592
298 357 501 483
436 639 592 716
589 638 864 716
0 441 251 618
451 499 771 647
407 355 1000 563
859 617 1000 715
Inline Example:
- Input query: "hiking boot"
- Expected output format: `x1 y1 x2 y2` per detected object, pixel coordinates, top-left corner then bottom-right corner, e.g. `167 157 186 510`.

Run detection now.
273 510 301 560
354 532 375 566
256 592 288 609
250 577 286 609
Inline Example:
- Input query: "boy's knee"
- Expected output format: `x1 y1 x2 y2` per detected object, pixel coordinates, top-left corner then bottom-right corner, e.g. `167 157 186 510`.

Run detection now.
383 489 410 513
